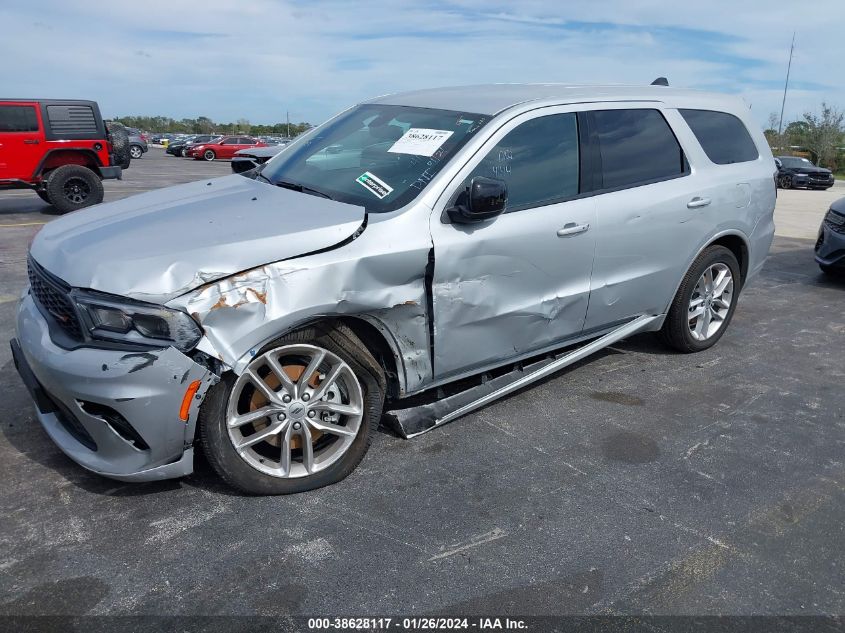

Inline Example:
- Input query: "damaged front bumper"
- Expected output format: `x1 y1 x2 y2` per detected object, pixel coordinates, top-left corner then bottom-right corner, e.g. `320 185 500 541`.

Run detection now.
13 294 218 482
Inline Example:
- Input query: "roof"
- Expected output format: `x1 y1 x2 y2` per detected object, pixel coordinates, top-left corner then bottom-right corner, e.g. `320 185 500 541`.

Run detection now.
368 84 732 116
0 99 98 106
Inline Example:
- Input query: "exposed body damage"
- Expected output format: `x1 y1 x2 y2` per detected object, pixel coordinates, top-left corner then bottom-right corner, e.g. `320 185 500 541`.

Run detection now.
14 293 218 481
29 174 366 303
167 206 434 396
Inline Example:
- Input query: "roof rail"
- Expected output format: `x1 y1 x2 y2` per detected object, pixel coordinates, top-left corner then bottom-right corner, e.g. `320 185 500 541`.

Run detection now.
651 77 669 86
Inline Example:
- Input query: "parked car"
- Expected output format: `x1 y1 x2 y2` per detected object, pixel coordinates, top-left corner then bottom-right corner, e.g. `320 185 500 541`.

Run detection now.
231 144 288 173
0 99 128 213
186 136 265 161
815 197 845 276
125 127 149 159
167 135 217 157
150 134 174 144
12 83 775 494
775 156 834 190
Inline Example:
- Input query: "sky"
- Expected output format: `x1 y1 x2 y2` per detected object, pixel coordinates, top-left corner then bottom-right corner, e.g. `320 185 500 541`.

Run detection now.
1 0 843 129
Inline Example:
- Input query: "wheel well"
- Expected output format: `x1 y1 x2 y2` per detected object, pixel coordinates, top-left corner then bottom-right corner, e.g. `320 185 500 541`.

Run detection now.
709 235 748 287
37 150 100 179
332 317 401 400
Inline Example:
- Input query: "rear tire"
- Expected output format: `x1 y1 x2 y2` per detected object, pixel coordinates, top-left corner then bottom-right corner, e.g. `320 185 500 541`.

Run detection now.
45 165 104 214
106 122 131 169
659 245 741 353
200 323 385 495
203 149 216 161
129 145 143 159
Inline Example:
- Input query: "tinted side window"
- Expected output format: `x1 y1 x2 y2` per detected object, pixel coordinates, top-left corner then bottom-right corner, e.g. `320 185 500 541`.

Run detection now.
46 105 98 136
0 105 39 132
463 113 579 211
679 109 759 165
592 109 687 190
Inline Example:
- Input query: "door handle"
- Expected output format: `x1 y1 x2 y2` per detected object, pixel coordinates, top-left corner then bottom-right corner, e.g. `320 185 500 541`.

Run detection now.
23 139 39 145
557 222 590 237
687 197 711 209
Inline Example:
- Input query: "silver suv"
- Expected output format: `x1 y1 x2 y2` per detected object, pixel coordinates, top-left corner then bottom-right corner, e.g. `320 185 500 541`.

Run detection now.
12 84 776 494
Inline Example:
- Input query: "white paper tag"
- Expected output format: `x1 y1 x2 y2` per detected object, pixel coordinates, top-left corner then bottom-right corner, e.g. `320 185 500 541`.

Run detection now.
356 171 393 199
388 128 454 157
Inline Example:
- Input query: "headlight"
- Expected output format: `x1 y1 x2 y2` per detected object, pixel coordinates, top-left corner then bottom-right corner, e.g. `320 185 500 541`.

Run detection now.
73 291 202 352
194 145 205 150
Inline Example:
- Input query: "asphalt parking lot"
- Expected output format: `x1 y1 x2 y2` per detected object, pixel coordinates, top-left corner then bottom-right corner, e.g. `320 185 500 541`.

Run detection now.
0 149 843 619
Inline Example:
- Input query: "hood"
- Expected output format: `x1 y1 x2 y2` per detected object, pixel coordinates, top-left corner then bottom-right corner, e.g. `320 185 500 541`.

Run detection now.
30 175 365 304
235 146 285 158
784 164 831 174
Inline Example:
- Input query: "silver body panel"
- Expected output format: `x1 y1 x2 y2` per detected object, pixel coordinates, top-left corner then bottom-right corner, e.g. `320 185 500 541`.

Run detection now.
30 175 365 303
16 294 217 479
15 84 776 481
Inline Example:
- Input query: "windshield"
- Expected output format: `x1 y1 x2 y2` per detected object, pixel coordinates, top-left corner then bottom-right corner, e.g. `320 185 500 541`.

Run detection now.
780 157 813 168
259 104 490 212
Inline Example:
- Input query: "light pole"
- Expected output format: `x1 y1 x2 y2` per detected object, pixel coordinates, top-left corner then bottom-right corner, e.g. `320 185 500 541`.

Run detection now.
778 32 796 136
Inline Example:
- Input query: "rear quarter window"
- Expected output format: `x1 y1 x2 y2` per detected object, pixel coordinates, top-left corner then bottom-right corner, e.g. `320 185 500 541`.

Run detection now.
46 105 99 137
0 105 39 132
679 109 759 165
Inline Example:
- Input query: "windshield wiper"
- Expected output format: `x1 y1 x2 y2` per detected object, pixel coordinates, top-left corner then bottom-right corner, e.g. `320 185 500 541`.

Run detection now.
254 171 271 184
275 179 332 200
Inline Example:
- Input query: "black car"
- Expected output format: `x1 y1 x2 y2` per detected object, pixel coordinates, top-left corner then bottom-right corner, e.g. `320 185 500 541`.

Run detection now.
231 144 288 174
166 135 217 157
775 156 835 190
815 197 845 276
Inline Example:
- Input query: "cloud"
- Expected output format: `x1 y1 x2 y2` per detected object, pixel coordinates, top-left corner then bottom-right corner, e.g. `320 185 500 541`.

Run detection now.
0 0 843 127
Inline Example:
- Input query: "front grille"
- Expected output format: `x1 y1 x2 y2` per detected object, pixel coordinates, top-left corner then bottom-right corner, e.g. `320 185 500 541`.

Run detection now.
810 173 832 181
27 258 83 340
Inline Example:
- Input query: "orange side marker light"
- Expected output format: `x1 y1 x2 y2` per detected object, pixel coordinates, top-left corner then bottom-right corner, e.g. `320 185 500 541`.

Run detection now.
180 380 202 422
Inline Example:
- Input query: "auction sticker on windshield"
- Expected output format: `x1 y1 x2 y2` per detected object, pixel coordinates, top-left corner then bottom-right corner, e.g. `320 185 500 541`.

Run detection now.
356 172 393 199
388 128 454 157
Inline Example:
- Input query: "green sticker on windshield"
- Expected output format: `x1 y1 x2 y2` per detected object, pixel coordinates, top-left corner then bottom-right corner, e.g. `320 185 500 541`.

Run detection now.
356 171 393 199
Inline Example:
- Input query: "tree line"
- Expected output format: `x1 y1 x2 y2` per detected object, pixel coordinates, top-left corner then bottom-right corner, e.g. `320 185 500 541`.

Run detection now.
764 102 845 172
112 115 313 137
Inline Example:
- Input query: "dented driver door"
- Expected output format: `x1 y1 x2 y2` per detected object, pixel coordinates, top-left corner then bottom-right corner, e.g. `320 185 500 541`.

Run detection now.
428 110 597 380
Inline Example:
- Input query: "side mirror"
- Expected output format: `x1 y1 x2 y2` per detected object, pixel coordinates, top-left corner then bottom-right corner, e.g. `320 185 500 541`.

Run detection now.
446 177 508 224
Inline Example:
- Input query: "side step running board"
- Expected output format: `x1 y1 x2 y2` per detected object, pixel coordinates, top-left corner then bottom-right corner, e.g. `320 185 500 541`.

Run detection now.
386 315 660 438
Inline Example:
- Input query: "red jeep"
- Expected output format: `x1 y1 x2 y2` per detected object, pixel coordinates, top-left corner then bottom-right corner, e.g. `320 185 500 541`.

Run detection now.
0 99 130 213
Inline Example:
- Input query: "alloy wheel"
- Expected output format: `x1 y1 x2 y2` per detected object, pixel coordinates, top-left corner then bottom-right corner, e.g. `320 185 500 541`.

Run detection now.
688 263 734 341
226 344 364 479
62 177 90 205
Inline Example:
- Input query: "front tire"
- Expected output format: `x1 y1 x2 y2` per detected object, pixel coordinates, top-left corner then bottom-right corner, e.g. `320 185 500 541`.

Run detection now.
820 264 841 277
203 149 216 161
660 245 741 353
200 324 385 495
777 175 792 189
45 165 105 214
36 189 51 204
